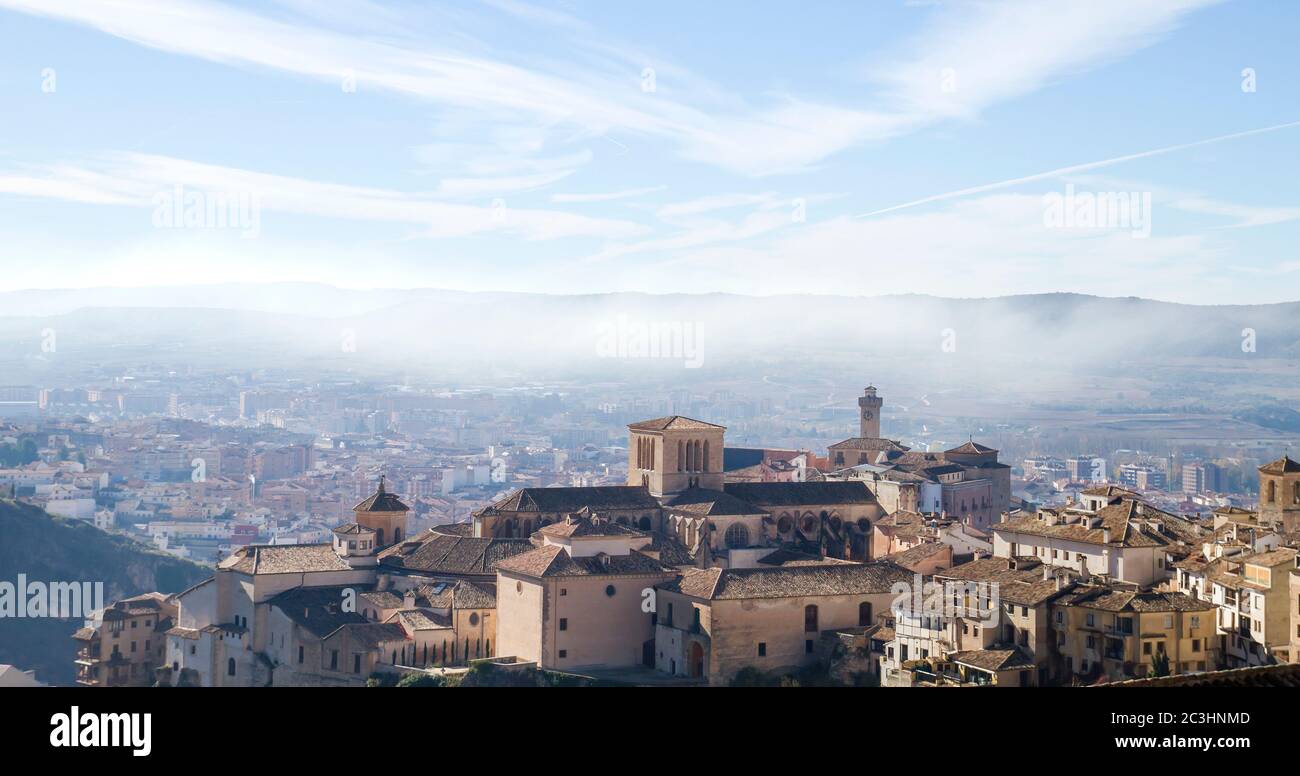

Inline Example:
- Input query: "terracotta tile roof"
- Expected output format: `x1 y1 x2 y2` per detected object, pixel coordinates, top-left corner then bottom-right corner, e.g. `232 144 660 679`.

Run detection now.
268 586 370 639
659 561 912 600
627 416 725 431
379 532 533 576
430 522 474 537
341 622 408 649
333 522 375 536
478 485 660 515
537 511 647 538
392 609 452 632
946 440 998 455
358 590 403 609
949 647 1035 673
994 499 1170 548
418 579 497 610
828 437 910 452
353 479 409 513
665 487 764 517
1259 455 1300 475
1054 585 1214 613
219 543 354 575
495 546 672 579
882 542 950 569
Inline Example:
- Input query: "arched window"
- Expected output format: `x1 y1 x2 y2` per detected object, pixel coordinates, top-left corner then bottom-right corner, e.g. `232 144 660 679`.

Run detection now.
859 601 873 627
703 440 710 472
724 523 749 549
1293 481 1299 504
394 527 402 543
638 515 652 531
686 440 694 471
376 528 385 547
227 658 236 676
695 440 703 471
678 441 684 472
804 605 819 633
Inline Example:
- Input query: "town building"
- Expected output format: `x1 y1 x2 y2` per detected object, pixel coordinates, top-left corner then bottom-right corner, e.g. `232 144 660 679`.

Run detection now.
73 593 176 686
653 560 910 685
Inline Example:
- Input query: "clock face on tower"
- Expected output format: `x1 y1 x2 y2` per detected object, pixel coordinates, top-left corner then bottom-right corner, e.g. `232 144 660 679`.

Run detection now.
863 410 873 420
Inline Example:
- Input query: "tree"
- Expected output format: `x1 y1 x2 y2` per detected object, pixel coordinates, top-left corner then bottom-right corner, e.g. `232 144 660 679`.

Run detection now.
1147 650 1170 678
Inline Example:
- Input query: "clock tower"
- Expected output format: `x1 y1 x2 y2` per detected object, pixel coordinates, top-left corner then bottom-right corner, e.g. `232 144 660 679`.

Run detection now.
858 386 882 439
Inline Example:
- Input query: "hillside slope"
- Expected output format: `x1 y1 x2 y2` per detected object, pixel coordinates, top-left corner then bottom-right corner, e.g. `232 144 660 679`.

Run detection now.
0 500 210 686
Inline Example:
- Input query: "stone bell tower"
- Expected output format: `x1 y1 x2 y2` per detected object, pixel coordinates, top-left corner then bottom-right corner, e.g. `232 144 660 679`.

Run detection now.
858 386 882 439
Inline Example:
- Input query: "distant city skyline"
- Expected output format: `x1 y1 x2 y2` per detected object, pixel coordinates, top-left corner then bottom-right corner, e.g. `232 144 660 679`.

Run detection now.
1 0 1299 303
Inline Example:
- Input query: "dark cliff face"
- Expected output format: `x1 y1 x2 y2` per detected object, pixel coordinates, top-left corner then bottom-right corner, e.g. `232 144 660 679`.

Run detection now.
0 500 210 686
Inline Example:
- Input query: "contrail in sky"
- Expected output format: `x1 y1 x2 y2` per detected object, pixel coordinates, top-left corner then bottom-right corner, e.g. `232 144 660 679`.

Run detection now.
858 119 1300 218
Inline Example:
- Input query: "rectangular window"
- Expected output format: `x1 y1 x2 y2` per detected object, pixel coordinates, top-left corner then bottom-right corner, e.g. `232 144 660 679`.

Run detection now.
558 650 567 659
353 654 361 673
298 646 304 664
330 650 338 670
805 640 813 654
559 618 568 631
757 643 766 657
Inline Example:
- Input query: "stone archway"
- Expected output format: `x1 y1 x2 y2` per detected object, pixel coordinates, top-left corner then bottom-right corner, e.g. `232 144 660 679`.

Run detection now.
689 642 705 679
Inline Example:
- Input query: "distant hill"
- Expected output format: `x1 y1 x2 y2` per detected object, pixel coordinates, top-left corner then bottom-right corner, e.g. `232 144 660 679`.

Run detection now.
0 500 210 686
1 284 1298 380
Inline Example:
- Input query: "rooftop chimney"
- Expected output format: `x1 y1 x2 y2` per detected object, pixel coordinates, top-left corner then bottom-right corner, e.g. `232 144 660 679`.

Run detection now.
1102 527 1113 544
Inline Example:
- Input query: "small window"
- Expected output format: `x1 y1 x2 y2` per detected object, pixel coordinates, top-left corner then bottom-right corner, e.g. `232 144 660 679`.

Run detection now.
757 643 766 657
559 618 568 631
227 658 236 676
605 585 617 597
298 646 304 664
560 588 567 596
805 639 814 654
558 650 567 659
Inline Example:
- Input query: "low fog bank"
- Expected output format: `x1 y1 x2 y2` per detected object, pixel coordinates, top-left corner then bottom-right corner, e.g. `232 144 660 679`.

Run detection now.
0 286 1295 398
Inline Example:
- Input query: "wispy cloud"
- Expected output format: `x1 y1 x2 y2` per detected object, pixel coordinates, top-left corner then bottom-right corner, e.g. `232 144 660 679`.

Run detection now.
550 186 666 204
0 152 645 240
869 0 1222 123
859 120 1300 218
0 0 1220 176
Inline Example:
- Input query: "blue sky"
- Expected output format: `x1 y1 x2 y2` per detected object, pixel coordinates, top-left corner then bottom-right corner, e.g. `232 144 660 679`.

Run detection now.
0 0 1298 302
